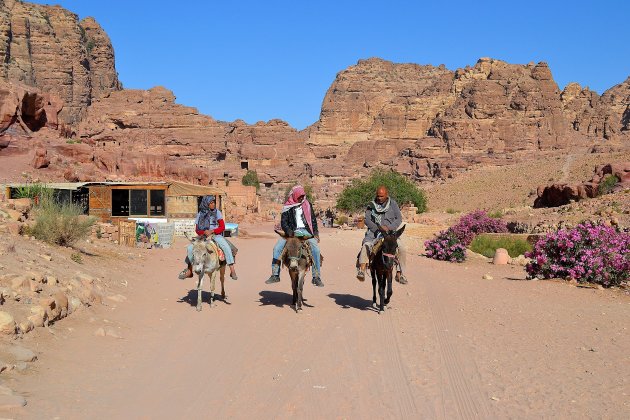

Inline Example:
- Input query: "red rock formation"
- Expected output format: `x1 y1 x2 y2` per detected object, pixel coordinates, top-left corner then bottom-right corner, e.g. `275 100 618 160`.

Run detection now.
534 162 630 207
0 0 120 124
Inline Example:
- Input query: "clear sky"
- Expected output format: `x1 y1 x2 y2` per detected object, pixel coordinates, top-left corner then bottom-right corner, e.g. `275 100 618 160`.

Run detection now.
30 0 630 130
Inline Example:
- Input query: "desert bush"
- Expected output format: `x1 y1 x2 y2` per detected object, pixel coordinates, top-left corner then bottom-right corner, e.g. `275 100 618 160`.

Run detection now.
336 169 427 213
446 208 459 214
241 170 260 191
425 210 509 262
424 230 467 262
31 199 95 246
335 215 349 225
488 210 503 219
470 235 532 258
598 174 619 196
525 221 630 287
71 252 83 264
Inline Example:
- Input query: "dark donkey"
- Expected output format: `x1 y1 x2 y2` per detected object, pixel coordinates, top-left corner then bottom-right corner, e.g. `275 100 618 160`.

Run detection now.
370 225 405 314
276 232 322 313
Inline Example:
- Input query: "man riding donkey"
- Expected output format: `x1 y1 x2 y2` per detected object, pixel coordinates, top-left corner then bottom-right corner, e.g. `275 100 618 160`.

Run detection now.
178 195 238 280
265 185 324 287
356 185 407 284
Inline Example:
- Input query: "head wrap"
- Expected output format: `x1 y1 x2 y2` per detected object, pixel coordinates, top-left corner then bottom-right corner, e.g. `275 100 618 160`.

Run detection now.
282 185 313 234
197 195 218 231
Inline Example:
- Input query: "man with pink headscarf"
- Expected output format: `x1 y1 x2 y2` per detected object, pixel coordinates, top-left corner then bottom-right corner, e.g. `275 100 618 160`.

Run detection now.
265 185 323 287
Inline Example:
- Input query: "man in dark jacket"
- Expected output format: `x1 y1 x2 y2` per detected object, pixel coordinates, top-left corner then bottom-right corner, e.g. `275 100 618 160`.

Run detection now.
265 185 323 287
356 185 407 284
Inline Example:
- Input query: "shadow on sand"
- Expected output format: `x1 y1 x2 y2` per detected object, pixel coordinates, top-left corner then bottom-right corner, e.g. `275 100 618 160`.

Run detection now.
327 293 376 312
258 290 313 309
178 289 231 307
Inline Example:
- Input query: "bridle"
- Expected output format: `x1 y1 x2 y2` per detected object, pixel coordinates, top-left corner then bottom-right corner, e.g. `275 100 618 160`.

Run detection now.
288 243 305 264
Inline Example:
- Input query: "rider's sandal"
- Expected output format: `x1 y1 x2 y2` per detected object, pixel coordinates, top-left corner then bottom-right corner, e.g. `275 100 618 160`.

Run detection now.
178 269 190 280
230 272 238 280
356 270 365 282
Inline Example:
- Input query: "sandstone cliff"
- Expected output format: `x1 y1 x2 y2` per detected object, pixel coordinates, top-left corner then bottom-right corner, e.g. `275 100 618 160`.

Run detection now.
0 0 120 124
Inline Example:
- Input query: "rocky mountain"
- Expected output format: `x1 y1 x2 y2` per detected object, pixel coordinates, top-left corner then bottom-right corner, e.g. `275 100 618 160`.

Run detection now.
0 0 120 124
0 1 628 208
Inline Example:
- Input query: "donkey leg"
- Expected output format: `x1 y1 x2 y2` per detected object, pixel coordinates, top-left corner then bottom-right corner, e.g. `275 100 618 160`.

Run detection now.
220 265 226 299
196 274 204 312
291 272 298 311
296 270 305 312
371 270 377 306
378 276 386 314
208 270 216 308
385 271 393 306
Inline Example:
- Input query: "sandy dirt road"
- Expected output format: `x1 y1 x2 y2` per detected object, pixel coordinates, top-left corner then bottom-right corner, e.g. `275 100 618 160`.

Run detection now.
6 224 630 419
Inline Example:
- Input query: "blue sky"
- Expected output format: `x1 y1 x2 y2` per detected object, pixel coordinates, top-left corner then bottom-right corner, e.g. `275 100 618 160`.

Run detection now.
31 0 630 130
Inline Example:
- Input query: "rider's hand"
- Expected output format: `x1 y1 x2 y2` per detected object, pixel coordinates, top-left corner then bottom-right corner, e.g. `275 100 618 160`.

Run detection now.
315 235 320 243
204 229 212 237
379 225 390 233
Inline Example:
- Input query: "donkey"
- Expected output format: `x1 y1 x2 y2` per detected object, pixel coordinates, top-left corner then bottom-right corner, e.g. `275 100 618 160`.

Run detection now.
370 225 405 314
185 233 226 311
276 232 322 313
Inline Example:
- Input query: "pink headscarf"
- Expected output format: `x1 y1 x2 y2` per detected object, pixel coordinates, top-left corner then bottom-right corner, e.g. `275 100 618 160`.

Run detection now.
282 185 313 234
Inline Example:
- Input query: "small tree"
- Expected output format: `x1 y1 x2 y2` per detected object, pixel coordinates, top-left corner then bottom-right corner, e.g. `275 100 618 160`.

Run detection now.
336 169 427 213
242 170 260 191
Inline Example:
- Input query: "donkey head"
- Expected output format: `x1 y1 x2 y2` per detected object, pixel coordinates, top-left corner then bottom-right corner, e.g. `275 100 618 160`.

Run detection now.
380 225 406 269
276 230 309 270
185 232 215 275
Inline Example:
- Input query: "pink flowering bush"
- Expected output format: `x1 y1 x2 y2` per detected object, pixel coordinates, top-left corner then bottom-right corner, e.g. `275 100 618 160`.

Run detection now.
525 221 630 287
425 210 508 262
424 230 467 262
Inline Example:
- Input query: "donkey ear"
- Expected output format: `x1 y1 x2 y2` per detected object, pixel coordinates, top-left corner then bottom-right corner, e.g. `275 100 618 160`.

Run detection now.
395 224 406 238
275 229 287 238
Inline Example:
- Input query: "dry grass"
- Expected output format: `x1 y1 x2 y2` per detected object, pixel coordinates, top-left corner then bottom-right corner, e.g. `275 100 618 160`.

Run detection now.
425 150 630 213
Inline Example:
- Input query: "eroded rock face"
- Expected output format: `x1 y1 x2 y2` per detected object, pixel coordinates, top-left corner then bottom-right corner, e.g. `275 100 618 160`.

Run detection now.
0 80 63 132
0 0 120 124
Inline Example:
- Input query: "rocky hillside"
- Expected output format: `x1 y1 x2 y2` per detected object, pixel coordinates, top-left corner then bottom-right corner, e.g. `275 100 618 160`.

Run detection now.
0 1 628 208
0 0 121 124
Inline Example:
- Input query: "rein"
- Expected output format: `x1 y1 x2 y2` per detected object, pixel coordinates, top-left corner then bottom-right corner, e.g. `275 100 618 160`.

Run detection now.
288 244 304 263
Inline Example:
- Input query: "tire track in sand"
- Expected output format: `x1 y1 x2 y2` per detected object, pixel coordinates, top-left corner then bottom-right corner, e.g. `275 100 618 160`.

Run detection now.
421 277 494 419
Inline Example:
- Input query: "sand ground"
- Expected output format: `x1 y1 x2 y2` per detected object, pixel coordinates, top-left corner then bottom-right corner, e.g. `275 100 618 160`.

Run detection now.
3 224 629 419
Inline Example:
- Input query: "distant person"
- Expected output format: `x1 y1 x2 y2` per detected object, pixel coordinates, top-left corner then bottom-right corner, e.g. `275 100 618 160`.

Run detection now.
179 195 238 280
265 185 323 287
356 185 407 284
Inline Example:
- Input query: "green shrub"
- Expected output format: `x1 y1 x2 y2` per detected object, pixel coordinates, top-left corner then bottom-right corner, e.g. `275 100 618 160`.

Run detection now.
31 198 95 246
241 170 260 191
336 169 427 213
13 183 53 201
488 210 503 219
71 253 83 264
598 175 619 196
335 215 349 225
446 208 459 214
469 235 532 258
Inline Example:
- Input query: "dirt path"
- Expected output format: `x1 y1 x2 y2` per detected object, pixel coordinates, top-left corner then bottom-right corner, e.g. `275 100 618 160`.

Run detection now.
6 225 630 419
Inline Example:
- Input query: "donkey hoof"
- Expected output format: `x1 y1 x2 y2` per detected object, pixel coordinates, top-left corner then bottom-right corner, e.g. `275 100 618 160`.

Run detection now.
196 306 202 312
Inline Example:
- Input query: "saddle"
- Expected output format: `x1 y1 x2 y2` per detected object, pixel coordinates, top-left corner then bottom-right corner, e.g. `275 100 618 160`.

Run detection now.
205 240 225 262
204 237 238 263
356 237 399 270
279 240 322 270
